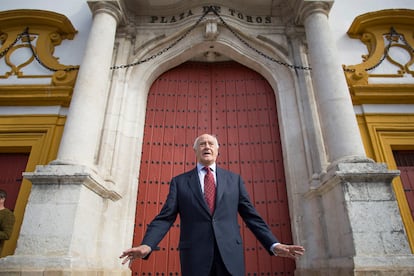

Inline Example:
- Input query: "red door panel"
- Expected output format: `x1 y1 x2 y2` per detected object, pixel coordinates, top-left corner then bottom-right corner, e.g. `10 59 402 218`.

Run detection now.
133 61 294 275
394 150 414 220
0 153 29 211
399 167 414 222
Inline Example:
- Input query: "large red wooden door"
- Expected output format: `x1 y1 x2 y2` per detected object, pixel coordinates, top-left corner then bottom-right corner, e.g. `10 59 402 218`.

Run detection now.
133 61 295 275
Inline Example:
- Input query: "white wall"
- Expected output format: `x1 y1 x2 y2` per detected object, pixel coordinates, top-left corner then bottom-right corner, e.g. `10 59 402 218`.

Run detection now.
2 0 413 72
329 0 414 65
1 0 91 66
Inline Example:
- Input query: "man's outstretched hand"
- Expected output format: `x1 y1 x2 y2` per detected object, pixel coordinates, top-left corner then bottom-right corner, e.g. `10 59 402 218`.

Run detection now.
119 245 152 267
120 243 304 267
273 244 305 259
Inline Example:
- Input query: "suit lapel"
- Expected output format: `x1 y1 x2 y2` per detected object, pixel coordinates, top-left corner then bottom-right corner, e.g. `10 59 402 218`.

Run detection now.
186 168 211 214
215 167 226 209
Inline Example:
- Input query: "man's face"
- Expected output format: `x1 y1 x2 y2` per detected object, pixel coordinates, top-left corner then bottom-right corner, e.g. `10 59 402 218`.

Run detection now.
194 134 219 166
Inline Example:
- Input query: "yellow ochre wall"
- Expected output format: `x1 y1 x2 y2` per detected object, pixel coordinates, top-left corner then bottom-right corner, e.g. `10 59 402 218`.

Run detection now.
0 115 66 257
357 114 414 251
0 9 77 256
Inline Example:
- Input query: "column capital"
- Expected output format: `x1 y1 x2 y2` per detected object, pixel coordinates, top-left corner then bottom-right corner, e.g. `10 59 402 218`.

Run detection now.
295 0 334 25
87 0 125 25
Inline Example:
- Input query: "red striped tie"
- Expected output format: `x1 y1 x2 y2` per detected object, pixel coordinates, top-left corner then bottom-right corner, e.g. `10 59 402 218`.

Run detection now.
203 167 216 214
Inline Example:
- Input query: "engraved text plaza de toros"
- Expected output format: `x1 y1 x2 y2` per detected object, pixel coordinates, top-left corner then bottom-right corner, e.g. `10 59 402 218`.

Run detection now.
149 6 272 24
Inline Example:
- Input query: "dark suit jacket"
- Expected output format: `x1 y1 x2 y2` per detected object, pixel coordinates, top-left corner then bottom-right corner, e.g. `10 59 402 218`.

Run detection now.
141 166 279 276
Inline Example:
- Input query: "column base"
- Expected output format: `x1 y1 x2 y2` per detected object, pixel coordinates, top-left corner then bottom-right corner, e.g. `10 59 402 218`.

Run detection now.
0 271 130 276
0 255 131 276
10 164 128 275
297 268 414 276
296 255 414 276
302 161 413 276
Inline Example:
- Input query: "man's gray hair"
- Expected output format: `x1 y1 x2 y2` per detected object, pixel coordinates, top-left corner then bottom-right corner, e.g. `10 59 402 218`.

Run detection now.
193 134 219 150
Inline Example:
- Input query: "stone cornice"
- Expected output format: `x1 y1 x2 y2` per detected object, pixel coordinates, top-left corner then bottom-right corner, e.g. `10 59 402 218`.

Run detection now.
23 164 122 201
0 9 76 35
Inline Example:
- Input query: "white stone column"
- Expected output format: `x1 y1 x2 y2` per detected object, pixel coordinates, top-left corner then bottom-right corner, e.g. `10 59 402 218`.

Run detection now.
0 2 125 275
55 0 122 168
295 2 414 276
299 1 368 166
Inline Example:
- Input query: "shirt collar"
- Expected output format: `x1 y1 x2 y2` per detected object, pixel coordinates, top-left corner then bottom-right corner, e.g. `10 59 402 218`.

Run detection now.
197 162 216 172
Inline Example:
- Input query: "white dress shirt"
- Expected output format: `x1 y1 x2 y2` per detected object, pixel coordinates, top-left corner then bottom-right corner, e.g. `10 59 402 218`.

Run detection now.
197 163 217 193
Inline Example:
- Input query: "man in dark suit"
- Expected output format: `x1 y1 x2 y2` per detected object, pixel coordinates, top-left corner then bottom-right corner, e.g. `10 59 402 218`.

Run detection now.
120 134 305 275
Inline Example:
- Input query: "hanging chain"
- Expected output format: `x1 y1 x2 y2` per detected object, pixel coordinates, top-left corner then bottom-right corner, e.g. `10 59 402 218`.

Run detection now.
344 27 411 73
3 16 410 74
399 28 414 53
364 27 398 71
210 8 312 70
0 30 25 59
111 6 212 70
23 28 79 72
111 6 311 70
1 7 315 72
0 27 79 72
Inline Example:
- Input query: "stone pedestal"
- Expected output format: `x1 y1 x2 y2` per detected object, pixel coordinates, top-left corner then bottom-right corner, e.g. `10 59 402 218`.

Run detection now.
0 164 127 276
299 162 414 276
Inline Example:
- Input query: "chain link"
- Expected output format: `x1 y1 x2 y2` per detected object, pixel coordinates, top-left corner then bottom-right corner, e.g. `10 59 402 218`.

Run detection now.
0 30 24 59
400 30 414 53
23 28 79 72
0 27 79 72
344 27 411 73
3 16 411 74
1 8 311 72
210 8 312 70
111 7 211 70
111 6 311 70
0 6 312 72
